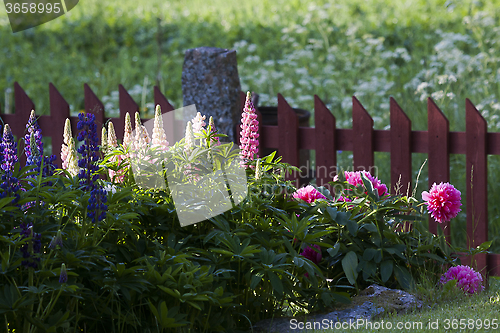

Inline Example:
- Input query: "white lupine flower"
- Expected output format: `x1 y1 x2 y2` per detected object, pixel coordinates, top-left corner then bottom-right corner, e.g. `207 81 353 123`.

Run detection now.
191 112 206 134
61 118 72 169
184 121 194 152
151 104 169 148
66 137 79 177
107 121 118 153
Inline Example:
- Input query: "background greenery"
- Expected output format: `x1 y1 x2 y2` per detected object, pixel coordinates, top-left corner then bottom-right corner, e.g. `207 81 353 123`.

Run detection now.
1 0 500 251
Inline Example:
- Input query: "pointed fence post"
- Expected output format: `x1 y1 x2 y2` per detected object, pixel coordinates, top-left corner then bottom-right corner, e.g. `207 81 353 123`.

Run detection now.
390 97 412 196
84 84 105 130
352 97 374 173
427 98 450 241
154 86 177 144
314 95 336 191
49 83 70 167
466 98 488 280
278 94 299 186
117 85 139 143
13 82 36 166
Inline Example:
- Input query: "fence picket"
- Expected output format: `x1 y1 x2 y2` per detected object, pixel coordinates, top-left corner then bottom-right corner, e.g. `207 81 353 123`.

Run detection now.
48 83 70 166
314 95 336 190
390 97 412 196
154 86 176 144
466 98 488 277
13 82 36 166
278 94 299 185
352 97 374 173
427 97 450 241
117 84 139 142
84 84 105 129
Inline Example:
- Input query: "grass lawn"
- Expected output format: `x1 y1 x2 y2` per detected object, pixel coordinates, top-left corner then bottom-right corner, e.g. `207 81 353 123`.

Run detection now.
275 277 500 333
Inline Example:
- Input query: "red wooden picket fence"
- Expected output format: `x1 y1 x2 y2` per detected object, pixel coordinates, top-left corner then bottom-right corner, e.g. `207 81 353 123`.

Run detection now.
0 83 499 278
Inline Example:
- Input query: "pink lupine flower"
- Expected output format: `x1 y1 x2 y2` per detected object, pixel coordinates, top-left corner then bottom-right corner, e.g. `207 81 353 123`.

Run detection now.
123 113 133 152
293 185 326 203
422 182 462 223
334 171 388 197
239 92 259 166
440 265 484 294
300 244 322 265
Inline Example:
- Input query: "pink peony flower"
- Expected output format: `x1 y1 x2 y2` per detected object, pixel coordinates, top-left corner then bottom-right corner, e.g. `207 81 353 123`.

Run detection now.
239 92 259 166
440 265 484 294
300 244 322 265
293 185 326 203
334 171 388 197
422 182 462 223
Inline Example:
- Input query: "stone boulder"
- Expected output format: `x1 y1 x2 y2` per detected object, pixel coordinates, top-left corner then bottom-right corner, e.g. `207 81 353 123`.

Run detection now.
251 284 425 333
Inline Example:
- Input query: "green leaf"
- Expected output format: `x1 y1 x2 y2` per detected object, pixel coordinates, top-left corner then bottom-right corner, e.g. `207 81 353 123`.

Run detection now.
250 273 264 289
326 207 338 220
477 240 493 251
394 265 414 290
268 271 283 297
327 243 340 257
362 248 378 261
342 251 358 285
346 219 358 236
380 260 393 283
336 211 349 226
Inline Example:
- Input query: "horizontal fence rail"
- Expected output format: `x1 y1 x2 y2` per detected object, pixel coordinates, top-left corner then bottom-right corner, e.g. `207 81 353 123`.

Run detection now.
0 84 498 278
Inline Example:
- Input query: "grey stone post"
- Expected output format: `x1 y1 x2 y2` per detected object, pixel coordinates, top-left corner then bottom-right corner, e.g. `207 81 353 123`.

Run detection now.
182 47 241 142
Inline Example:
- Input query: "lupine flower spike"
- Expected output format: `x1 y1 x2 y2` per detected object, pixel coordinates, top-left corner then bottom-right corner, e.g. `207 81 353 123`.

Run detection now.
49 230 63 250
1 124 21 203
151 105 169 150
123 112 133 152
107 121 118 153
184 121 194 153
59 263 68 283
25 110 43 168
66 138 79 177
61 118 72 168
101 127 108 155
191 112 206 134
239 91 259 167
422 182 462 223
134 112 150 152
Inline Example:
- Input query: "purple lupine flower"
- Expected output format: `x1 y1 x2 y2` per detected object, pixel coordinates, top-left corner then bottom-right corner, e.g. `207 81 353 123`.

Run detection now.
1 124 18 174
76 113 107 223
0 125 21 203
87 187 107 223
239 92 259 166
19 222 41 269
25 110 43 167
77 113 100 191
59 263 67 283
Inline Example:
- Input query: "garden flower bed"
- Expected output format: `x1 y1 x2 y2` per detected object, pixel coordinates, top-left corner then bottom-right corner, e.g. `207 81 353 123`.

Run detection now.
0 93 489 332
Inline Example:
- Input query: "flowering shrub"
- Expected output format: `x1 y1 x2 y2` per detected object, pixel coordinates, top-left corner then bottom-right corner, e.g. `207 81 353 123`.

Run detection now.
441 265 484 294
0 106 490 332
